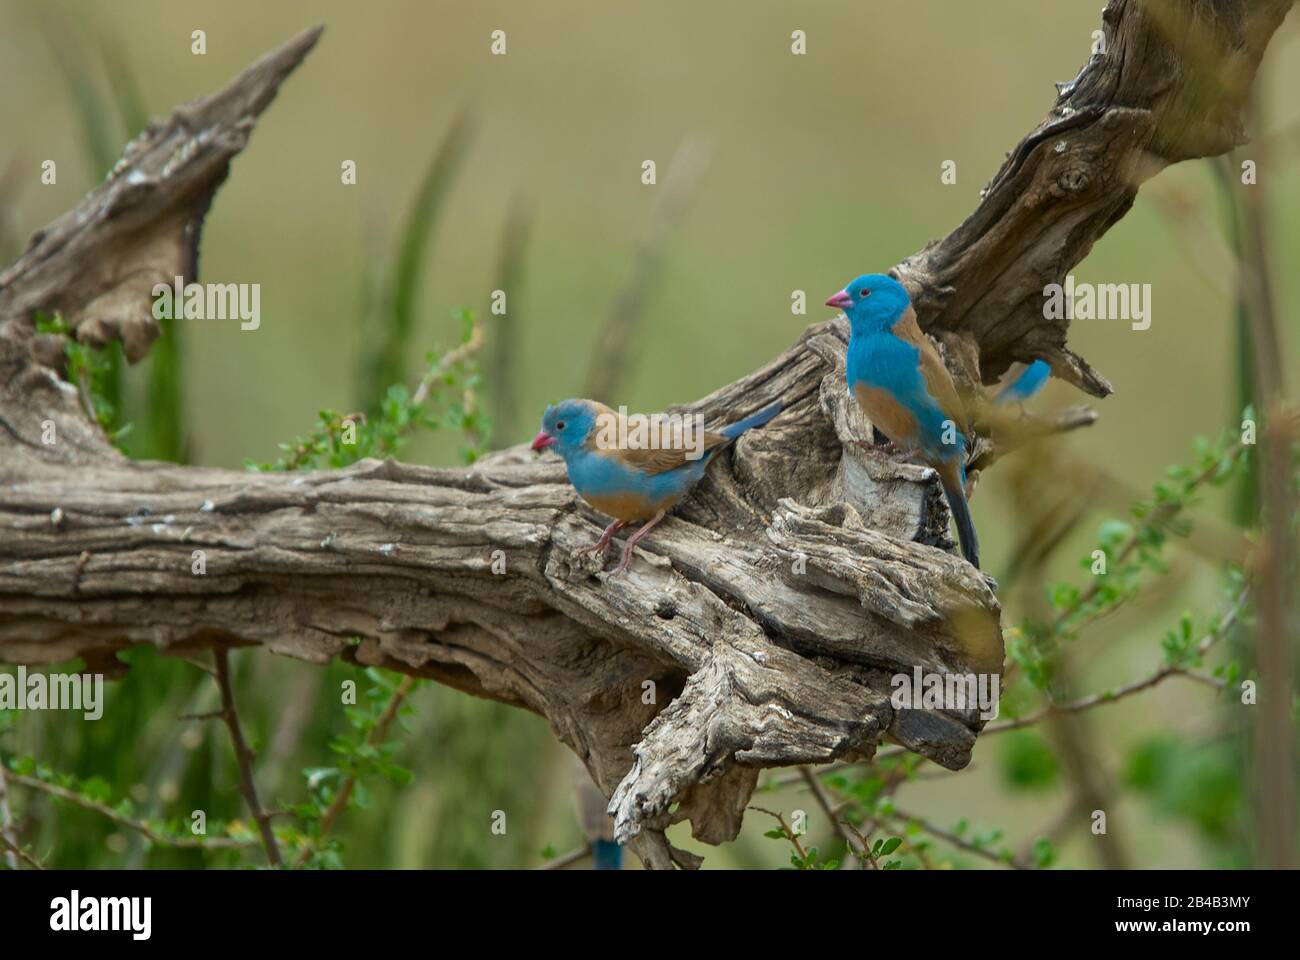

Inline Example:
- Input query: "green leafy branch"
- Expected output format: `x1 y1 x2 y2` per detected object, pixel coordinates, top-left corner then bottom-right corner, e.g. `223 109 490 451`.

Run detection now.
1009 427 1249 691
249 307 488 472
992 582 1248 736
800 758 1038 870
2 754 258 854
289 669 419 870
751 805 841 870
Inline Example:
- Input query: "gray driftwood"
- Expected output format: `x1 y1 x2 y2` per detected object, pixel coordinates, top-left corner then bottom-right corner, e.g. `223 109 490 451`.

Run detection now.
0 2 1291 868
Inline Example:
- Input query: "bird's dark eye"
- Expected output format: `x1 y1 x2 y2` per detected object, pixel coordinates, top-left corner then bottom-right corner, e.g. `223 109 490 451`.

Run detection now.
859 289 871 298
556 421 566 431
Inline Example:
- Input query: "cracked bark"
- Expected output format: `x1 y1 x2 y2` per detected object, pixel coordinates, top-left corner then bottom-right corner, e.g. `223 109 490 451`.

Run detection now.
0 2 1291 868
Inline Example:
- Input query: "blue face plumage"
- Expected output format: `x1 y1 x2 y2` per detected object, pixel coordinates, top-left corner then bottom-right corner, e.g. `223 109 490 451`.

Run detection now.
825 273 911 333
535 399 597 457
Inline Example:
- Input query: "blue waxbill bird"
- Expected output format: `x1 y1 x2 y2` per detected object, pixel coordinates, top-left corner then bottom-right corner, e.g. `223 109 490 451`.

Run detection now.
826 273 981 569
532 399 782 575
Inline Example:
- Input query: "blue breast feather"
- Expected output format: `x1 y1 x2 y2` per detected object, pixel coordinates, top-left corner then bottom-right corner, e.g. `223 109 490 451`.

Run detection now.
847 331 965 464
562 446 714 505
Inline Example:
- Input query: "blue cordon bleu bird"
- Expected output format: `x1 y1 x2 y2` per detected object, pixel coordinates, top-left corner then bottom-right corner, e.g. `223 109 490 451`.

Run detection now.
994 358 1051 405
825 273 981 569
531 398 782 575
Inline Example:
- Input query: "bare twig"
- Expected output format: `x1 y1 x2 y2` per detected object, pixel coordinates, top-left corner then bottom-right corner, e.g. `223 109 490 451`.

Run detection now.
178 656 216 677
0 830 44 870
798 766 864 867
211 648 283 867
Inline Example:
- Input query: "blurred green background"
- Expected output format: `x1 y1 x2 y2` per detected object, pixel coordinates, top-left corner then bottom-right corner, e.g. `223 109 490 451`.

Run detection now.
0 0 1295 868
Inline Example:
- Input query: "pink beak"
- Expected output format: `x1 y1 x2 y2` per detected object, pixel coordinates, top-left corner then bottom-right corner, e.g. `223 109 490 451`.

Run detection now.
530 430 556 452
825 289 853 310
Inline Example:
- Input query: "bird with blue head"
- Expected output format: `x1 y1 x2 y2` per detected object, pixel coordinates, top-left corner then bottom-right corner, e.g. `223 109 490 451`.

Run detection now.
532 398 782 575
825 272 981 569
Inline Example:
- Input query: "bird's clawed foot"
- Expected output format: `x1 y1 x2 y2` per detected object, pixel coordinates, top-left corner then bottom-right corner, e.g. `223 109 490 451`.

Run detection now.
578 520 626 558
610 542 636 577
603 510 666 579
853 438 898 455
871 426 898 453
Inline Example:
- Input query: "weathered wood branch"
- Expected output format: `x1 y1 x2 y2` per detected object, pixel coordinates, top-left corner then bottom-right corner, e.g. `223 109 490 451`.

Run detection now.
897 0 1293 398
0 3 1291 867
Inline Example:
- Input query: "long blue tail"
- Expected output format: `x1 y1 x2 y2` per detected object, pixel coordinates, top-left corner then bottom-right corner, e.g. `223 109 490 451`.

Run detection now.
720 400 783 440
592 839 622 870
938 464 980 570
995 359 1050 405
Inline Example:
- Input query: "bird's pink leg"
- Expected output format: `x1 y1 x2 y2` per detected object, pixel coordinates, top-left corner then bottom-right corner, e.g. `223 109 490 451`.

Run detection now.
580 519 626 557
855 427 898 454
612 510 666 576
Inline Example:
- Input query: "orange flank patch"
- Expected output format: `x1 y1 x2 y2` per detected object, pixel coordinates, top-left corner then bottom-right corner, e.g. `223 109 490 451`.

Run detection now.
854 384 919 446
584 490 676 523
932 456 964 492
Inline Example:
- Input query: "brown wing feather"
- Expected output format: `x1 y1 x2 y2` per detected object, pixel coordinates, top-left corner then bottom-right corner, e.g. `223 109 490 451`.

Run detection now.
587 404 728 476
614 436 727 475
893 307 969 435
